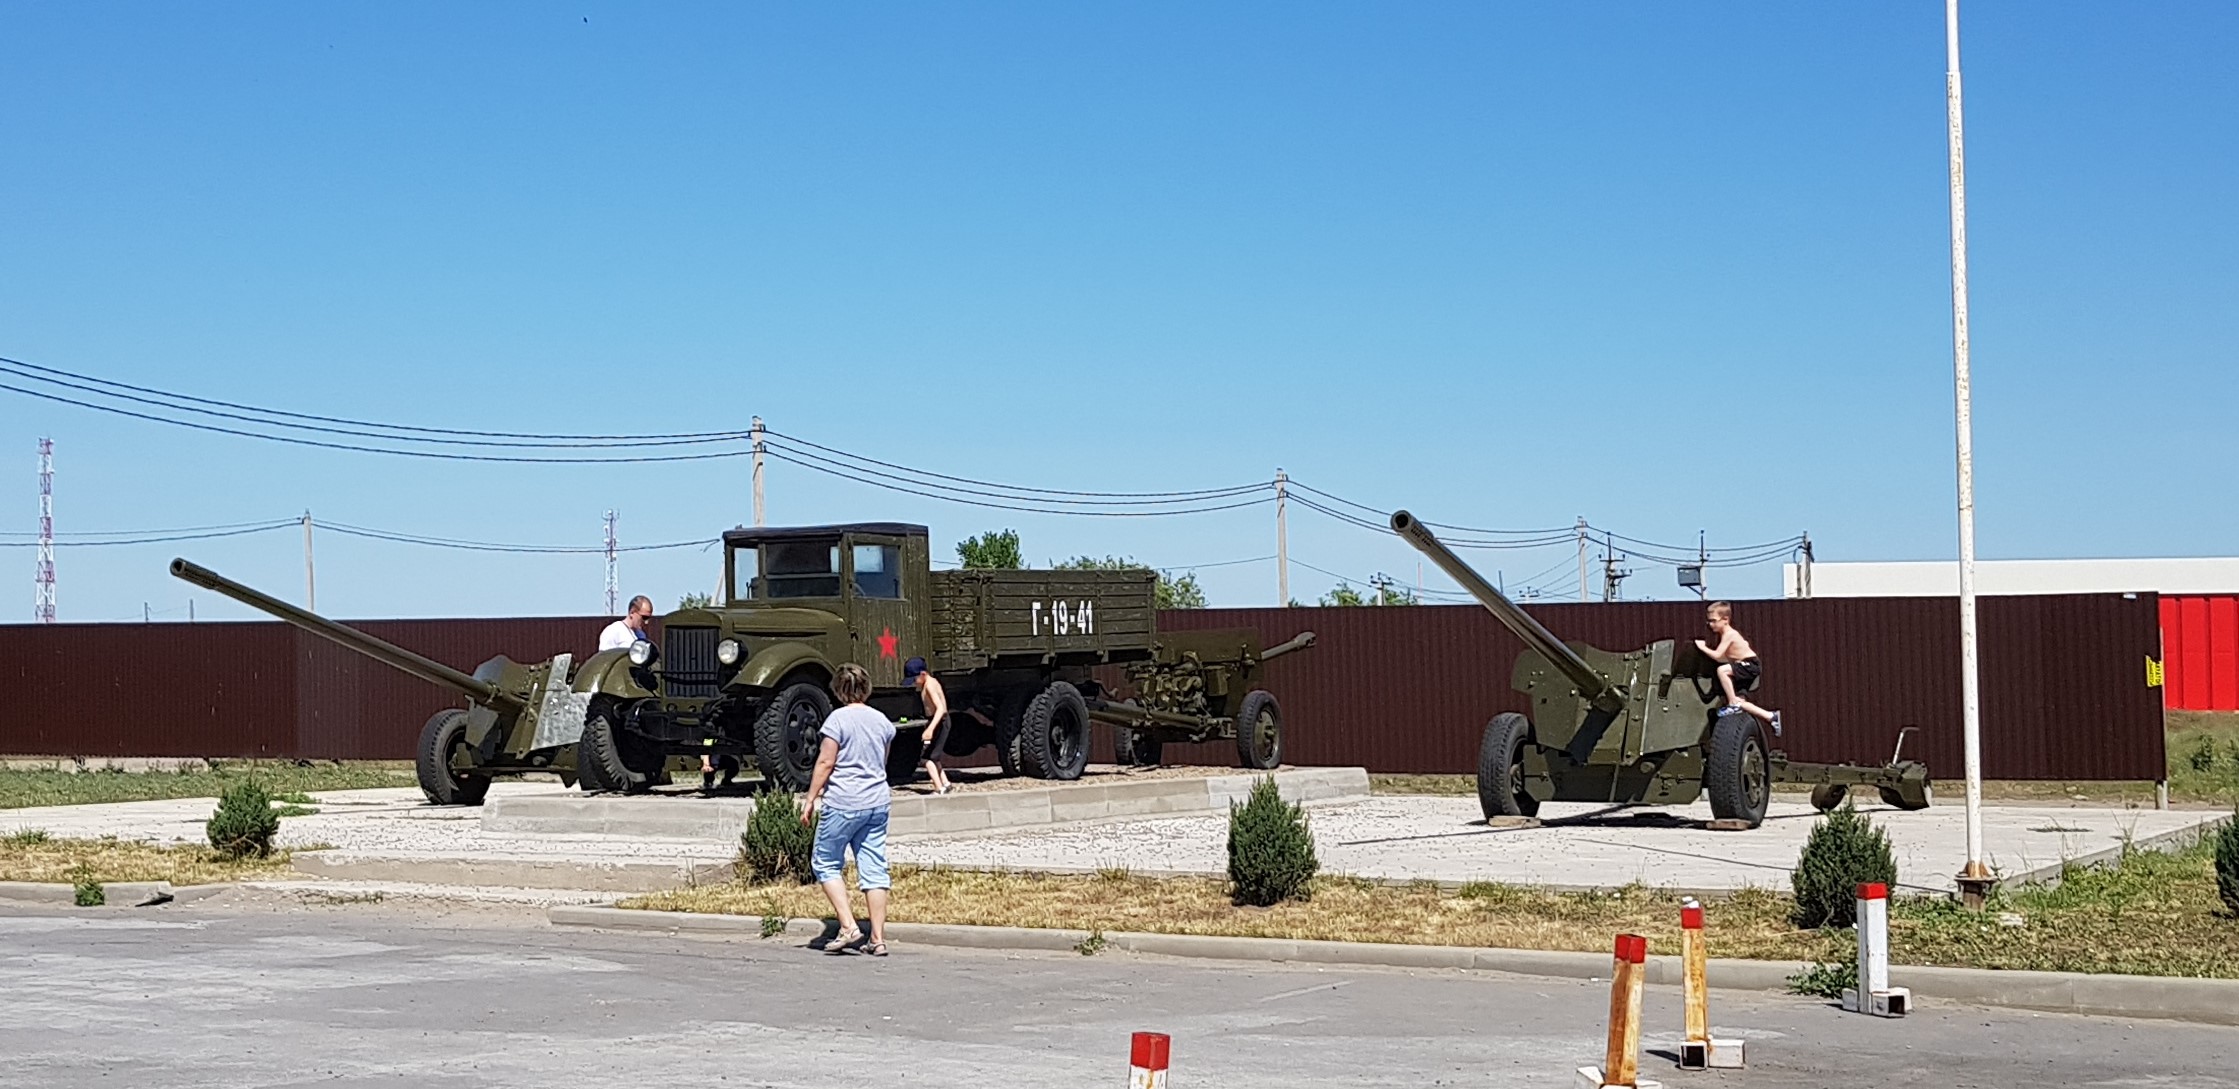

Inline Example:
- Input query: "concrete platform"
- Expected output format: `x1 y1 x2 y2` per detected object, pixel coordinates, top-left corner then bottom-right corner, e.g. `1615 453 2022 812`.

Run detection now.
291 851 733 892
480 766 1370 841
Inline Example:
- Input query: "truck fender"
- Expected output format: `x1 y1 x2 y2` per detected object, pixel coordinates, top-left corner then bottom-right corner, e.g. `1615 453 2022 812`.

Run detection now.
572 648 657 701
731 642 833 694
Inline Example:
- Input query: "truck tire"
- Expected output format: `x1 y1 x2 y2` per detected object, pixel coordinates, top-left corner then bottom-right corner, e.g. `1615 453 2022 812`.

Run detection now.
1478 712 1538 819
1810 783 1850 812
1705 713 1772 826
754 681 832 792
580 699 663 795
1234 690 1282 770
416 708 491 807
1018 680 1091 781
993 687 1033 776
887 727 926 787
1114 728 1163 768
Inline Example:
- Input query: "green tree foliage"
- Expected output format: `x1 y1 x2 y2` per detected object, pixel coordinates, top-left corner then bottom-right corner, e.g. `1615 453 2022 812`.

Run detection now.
206 781 281 860
1226 777 1319 906
955 529 1025 570
2215 810 2239 916
1790 803 1898 929
1056 555 1207 609
739 790 817 884
1319 580 1418 606
678 591 714 609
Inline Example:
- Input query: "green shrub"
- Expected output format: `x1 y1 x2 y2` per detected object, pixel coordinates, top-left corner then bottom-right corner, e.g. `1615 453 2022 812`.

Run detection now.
1786 955 1857 998
2186 736 2219 774
1226 777 1318 906
206 781 281 859
69 864 103 907
2215 812 2239 917
1791 803 1897 929
739 790 816 884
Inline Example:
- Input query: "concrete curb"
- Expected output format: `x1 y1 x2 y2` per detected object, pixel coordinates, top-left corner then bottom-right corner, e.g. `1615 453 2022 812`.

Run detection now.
548 905 2239 1027
292 851 733 893
0 880 235 907
1997 813 2231 889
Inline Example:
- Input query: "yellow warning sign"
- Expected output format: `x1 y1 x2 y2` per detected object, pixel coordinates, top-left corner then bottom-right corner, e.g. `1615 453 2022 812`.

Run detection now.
2146 657 2164 688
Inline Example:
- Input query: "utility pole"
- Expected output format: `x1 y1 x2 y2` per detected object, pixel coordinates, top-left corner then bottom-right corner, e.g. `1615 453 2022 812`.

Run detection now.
34 438 55 623
603 510 620 615
1799 533 1814 599
1275 469 1290 606
301 510 315 611
1575 517 1589 604
1944 0 1991 911
1601 542 1631 602
750 417 766 527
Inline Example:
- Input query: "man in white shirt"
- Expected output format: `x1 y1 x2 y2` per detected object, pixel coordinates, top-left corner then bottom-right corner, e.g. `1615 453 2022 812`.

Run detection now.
598 596 654 652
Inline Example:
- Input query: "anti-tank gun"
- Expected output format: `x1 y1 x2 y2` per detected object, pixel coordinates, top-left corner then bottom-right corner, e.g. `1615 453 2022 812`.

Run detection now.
1388 512 1930 828
170 558 588 805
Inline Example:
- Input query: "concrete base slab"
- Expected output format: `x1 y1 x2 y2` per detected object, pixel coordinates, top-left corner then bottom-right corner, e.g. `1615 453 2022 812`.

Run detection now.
0 879 191 907
1677 1038 1745 1070
1842 986 1912 1017
1574 1066 1662 1089
482 766 1370 841
292 850 733 892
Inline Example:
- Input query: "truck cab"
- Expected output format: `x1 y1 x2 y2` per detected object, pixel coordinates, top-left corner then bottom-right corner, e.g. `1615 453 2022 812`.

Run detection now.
719 522 933 693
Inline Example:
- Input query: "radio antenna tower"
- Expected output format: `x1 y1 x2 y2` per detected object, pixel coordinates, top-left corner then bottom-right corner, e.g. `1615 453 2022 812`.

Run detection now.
35 438 56 623
603 510 619 614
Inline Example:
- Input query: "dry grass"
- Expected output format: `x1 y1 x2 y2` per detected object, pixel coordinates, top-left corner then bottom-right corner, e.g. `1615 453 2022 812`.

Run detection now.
0 762 413 810
628 833 2239 978
0 832 298 885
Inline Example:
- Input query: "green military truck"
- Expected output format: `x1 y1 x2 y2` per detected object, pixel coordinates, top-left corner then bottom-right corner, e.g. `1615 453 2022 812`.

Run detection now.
568 522 1315 793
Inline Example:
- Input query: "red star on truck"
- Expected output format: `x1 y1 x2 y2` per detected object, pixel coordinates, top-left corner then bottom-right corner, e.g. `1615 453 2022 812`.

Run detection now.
876 627 899 659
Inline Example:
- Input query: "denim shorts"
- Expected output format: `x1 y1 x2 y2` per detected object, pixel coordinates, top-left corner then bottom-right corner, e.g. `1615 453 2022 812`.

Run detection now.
811 805 891 890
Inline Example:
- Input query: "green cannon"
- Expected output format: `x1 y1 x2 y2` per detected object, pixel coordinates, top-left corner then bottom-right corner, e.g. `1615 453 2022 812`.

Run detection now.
170 558 585 805
1389 512 1930 828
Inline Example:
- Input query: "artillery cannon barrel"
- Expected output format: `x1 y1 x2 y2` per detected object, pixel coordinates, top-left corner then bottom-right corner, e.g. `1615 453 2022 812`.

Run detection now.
169 558 519 711
1258 630 1317 663
1388 511 1625 712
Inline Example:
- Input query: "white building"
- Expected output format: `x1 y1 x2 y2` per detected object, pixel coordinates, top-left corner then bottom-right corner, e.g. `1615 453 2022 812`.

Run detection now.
1782 557 2239 599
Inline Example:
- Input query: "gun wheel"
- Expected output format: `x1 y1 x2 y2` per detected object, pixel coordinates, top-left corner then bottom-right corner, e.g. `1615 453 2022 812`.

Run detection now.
1114 728 1164 768
1477 712 1539 819
1234 690 1281 771
1705 713 1771 827
416 708 491 807
1809 783 1850 812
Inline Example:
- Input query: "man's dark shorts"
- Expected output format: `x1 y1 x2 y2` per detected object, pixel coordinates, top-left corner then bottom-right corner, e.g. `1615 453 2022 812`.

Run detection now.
923 717 951 758
1727 657 1762 691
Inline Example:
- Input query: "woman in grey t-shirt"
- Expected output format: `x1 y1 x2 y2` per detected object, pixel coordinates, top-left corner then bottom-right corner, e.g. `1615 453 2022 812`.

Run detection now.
803 662 897 955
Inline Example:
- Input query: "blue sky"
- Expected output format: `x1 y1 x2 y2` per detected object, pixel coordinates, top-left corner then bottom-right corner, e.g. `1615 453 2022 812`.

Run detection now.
2 2 2232 622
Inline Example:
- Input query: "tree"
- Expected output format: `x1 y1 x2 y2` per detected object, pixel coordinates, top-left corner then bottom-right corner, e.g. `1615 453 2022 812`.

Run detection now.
1318 578 1417 607
955 529 1024 570
678 592 714 609
1055 555 1207 609
1320 583 1369 607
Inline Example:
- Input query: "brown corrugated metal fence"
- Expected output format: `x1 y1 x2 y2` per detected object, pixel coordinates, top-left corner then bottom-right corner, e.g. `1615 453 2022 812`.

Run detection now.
0 594 2167 781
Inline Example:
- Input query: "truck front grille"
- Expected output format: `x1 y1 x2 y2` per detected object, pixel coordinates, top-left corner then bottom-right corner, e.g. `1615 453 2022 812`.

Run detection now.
662 626 721 699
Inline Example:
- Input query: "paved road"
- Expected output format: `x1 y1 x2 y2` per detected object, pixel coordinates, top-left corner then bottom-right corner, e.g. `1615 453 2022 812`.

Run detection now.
1 897 2231 1088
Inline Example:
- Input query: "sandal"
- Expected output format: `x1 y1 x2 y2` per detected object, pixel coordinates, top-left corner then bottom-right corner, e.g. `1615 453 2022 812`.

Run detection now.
865 941 888 957
826 927 863 953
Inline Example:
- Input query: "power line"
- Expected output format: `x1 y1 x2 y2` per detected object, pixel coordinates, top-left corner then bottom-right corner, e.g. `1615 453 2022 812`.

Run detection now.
766 430 1270 500
762 447 1276 517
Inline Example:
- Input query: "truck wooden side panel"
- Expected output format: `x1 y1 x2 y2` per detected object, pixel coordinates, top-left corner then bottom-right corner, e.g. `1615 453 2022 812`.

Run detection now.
929 569 1158 671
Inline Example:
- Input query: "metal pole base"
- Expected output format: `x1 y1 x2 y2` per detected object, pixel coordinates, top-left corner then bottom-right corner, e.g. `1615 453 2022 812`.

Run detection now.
1840 986 1913 1018
1955 874 1995 912
1576 1067 1664 1089
1678 1038 1746 1070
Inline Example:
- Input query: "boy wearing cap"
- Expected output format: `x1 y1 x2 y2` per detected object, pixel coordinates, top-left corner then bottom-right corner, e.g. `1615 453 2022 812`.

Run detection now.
903 657 956 795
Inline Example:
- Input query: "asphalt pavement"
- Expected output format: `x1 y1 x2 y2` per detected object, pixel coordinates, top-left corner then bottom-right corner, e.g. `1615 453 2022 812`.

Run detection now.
1 896 2232 1088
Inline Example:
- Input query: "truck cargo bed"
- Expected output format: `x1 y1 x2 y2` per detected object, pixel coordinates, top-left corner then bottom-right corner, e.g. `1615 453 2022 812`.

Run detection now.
929 568 1158 670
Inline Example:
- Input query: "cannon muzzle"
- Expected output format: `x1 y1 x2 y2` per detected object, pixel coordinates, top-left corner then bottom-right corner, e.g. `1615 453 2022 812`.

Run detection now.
170 557 519 711
1388 511 1624 713
1259 630 1316 663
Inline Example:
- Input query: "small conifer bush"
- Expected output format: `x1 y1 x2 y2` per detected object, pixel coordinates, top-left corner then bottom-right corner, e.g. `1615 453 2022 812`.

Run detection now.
206 781 281 859
1790 802 1897 929
740 790 816 884
2214 810 2239 917
1226 777 1318 906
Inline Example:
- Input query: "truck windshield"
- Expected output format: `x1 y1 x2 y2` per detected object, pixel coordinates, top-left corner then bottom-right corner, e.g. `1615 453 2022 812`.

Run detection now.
758 539 842 599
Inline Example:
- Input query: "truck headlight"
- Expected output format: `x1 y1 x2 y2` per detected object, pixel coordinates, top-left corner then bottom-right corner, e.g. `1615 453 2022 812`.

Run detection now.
716 639 742 666
628 641 657 667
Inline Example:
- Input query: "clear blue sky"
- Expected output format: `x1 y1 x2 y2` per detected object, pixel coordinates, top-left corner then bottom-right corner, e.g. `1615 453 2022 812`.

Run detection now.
2 2 2232 622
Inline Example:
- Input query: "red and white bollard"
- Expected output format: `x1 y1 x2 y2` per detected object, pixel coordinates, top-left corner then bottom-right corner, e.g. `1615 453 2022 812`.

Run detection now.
1676 899 1745 1070
1129 1032 1171 1089
1840 882 1911 1017
1575 934 1662 1089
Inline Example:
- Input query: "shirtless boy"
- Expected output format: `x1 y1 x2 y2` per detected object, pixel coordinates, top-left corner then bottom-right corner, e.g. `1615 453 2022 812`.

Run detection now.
1694 601 1782 737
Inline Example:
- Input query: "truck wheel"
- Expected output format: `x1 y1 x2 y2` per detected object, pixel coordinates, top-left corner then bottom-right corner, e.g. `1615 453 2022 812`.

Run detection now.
1234 690 1281 770
754 681 832 792
581 699 663 795
1114 728 1163 768
1810 783 1850 812
1478 712 1538 819
1019 681 1091 781
1705 713 1772 826
993 687 1033 776
416 708 491 807
887 728 926 787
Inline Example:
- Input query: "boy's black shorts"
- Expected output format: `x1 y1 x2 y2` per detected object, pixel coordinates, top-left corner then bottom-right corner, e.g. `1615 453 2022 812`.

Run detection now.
1728 658 1762 691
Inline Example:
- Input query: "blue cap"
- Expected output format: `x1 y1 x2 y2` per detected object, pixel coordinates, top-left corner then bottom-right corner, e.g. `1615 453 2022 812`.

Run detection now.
903 656 927 681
